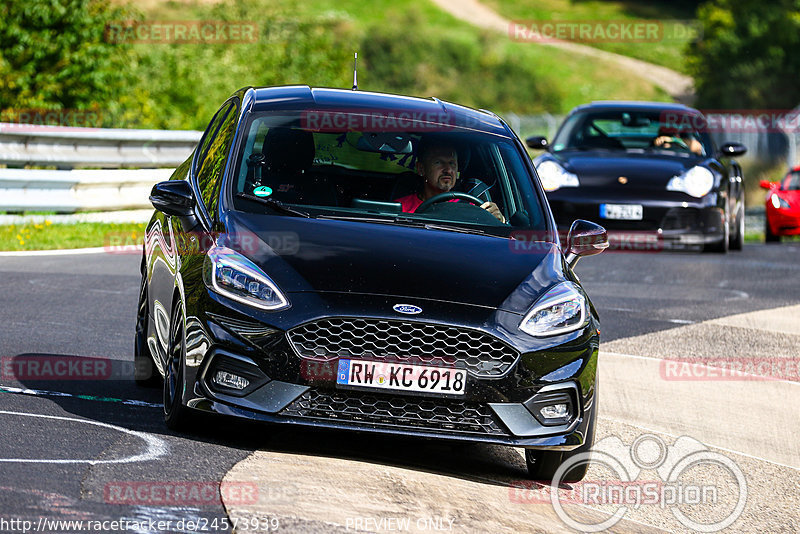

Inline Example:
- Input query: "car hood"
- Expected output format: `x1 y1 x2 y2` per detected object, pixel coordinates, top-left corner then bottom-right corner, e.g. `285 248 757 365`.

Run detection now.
549 151 705 189
222 212 564 314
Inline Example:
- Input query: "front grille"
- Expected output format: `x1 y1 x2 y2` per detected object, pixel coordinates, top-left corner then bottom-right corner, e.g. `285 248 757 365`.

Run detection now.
286 318 519 377
661 208 700 231
281 389 508 436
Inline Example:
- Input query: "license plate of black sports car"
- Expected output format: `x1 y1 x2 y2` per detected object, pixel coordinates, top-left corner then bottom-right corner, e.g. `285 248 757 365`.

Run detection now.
336 359 467 395
600 203 643 220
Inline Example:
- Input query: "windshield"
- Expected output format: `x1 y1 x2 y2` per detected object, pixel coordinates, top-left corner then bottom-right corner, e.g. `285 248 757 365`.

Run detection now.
551 109 712 157
782 171 800 191
229 110 547 236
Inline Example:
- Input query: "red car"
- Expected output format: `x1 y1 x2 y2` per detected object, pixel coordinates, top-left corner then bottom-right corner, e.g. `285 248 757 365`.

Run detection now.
761 167 800 242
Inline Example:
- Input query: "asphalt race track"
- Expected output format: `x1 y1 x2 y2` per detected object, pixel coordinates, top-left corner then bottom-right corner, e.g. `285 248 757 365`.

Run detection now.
0 243 798 533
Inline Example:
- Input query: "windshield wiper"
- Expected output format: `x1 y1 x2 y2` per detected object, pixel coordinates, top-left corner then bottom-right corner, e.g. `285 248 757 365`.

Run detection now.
318 214 499 237
422 223 496 237
236 193 312 218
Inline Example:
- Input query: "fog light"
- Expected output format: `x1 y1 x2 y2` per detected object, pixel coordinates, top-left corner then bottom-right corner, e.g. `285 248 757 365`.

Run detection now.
540 403 569 420
523 386 577 426
214 370 250 390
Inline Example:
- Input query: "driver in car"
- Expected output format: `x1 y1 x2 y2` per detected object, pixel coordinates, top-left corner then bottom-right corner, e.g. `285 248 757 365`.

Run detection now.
652 126 703 156
394 142 506 223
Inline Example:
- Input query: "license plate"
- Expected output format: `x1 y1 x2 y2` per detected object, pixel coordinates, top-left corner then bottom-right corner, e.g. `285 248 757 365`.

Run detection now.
600 203 643 220
336 359 466 396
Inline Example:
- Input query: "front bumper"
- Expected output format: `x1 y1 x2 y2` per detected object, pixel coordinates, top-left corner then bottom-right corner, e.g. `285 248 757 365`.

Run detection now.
766 205 800 236
548 194 726 249
180 291 599 451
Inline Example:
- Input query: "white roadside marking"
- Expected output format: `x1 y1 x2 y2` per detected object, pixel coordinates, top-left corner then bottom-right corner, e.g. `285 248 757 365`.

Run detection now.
602 351 800 386
0 384 163 407
0 410 168 464
599 414 800 472
707 304 800 336
599 351 800 468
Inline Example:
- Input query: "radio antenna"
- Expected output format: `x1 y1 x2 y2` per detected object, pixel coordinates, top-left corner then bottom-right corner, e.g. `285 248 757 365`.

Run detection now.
352 52 358 91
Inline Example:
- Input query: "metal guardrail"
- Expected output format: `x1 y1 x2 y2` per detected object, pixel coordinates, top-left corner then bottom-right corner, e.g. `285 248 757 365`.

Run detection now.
0 168 176 212
0 122 201 168
0 123 200 213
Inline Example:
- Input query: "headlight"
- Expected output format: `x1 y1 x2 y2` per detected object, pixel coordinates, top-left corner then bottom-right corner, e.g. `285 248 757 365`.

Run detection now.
520 282 588 337
203 245 289 311
771 193 790 209
666 166 715 198
536 160 579 192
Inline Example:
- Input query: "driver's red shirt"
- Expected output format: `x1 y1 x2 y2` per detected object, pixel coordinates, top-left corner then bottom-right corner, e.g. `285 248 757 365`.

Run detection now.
395 193 458 213
395 193 423 213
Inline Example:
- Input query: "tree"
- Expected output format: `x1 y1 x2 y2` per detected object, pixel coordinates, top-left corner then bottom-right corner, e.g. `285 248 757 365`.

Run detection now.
688 0 800 109
0 0 133 124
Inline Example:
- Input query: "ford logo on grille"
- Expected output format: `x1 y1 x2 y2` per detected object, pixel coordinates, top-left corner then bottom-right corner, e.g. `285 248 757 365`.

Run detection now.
393 304 422 315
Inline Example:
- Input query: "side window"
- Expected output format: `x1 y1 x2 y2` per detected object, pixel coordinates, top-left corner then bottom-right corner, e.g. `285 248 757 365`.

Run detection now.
194 103 230 177
196 100 240 216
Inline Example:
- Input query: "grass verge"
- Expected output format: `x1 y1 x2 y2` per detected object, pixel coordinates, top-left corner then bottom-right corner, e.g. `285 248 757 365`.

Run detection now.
105 0 669 130
0 222 146 251
483 0 698 73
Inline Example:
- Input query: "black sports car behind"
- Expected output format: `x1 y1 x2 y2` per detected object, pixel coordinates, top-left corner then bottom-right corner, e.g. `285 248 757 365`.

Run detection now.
527 101 747 252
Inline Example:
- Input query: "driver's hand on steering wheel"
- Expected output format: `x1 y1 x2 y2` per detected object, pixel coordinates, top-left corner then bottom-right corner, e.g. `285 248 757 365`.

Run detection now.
481 201 506 223
653 136 687 149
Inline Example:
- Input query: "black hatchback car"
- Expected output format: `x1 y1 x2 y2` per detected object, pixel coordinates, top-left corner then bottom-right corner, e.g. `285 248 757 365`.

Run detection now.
135 85 608 480
527 102 747 252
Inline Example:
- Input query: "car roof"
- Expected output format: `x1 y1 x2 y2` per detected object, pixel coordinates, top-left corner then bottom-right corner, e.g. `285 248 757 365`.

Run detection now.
243 85 510 136
569 101 701 115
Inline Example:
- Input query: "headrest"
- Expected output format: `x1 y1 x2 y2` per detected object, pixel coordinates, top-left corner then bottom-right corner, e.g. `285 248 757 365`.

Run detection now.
262 128 315 174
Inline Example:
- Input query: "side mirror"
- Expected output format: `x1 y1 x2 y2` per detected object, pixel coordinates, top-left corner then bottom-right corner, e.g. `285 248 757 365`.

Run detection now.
150 180 196 217
759 179 777 190
565 219 608 267
526 136 549 150
719 142 747 158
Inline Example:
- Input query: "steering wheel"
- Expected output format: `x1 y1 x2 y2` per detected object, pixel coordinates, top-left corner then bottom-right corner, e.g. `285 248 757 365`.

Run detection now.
416 192 484 213
651 136 689 150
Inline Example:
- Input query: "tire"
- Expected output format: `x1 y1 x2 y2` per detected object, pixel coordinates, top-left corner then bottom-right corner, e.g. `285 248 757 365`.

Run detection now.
164 302 193 430
134 274 160 388
729 206 744 251
525 390 597 482
765 219 780 243
704 216 729 253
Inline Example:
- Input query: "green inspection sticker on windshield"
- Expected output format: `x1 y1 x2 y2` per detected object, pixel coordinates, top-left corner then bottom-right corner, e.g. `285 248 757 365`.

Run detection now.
253 186 273 197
